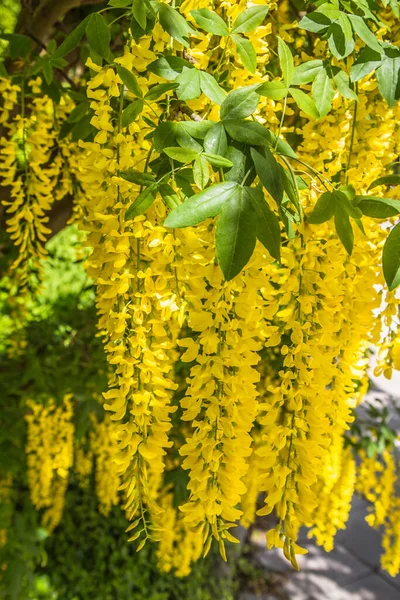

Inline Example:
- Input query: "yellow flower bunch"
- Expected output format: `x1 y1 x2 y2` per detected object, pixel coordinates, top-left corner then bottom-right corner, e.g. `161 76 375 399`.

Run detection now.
25 395 74 531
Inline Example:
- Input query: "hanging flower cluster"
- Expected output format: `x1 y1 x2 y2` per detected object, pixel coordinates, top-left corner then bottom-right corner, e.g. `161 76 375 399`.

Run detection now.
25 395 74 531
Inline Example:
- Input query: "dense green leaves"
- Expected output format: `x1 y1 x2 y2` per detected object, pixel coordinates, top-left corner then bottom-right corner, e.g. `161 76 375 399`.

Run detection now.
383 222 400 290
216 187 257 281
119 169 156 186
164 182 239 227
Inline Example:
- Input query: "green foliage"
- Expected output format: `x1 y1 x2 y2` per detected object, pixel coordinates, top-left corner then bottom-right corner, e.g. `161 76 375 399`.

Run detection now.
0 486 235 600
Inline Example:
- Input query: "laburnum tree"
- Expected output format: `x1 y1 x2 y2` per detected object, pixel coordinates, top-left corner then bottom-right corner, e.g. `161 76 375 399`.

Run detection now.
1 0 400 594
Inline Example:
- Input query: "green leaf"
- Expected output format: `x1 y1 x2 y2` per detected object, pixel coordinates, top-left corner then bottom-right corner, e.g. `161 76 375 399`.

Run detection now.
216 187 257 280
336 190 362 219
328 22 355 59
368 174 400 190
204 122 228 156
193 155 209 189
164 147 199 163
158 3 195 47
125 185 157 219
153 122 177 152
159 183 181 209
176 128 203 152
144 82 178 101
298 12 331 33
289 88 319 119
251 147 283 204
256 81 288 100
220 85 260 120
245 187 280 260
348 14 382 53
350 47 382 82
224 119 271 146
333 70 358 100
203 153 233 168
109 0 132 6
67 102 90 124
312 69 335 117
224 147 247 183
190 9 229 36
383 222 400 290
164 182 239 227
354 196 400 218
0 34 32 59
307 191 336 224
121 99 144 127
278 37 294 87
376 56 400 107
175 67 202 100
199 71 226 105
86 13 111 61
318 3 340 20
116 65 142 97
148 55 190 80
52 18 89 59
119 169 156 185
132 0 147 29
280 165 300 213
232 6 269 33
292 60 324 85
232 34 257 73
176 120 214 138
335 204 354 255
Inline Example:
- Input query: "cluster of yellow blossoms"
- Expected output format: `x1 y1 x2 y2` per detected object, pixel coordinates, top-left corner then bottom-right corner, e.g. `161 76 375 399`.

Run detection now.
0 78 72 285
3 0 400 580
25 395 74 532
